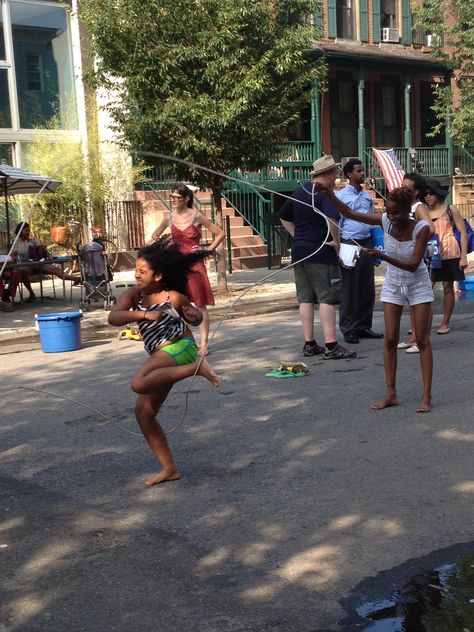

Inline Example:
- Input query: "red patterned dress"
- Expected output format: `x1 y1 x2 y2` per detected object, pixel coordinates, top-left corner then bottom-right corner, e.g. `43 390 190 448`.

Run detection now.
171 219 215 308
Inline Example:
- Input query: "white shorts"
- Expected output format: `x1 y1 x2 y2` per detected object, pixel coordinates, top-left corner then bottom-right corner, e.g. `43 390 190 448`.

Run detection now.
380 277 434 306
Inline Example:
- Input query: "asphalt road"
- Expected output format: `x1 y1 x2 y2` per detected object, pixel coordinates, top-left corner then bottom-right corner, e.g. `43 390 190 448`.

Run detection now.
1 302 473 632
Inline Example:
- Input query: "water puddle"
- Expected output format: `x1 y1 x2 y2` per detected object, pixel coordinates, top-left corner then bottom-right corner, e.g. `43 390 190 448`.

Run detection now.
356 564 460 631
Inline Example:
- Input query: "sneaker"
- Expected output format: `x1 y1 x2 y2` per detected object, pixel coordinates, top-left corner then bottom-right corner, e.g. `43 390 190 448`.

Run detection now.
303 342 325 356
323 343 357 360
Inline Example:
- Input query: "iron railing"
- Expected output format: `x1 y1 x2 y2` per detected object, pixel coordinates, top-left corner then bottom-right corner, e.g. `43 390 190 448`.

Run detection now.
454 146 474 176
364 146 451 199
104 200 144 250
223 171 289 269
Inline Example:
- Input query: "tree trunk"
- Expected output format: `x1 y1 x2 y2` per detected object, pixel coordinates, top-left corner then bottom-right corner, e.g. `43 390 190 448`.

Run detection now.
211 184 228 294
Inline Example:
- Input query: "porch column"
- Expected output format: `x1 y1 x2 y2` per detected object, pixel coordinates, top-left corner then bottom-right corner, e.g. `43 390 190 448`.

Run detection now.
445 71 454 200
311 79 322 159
357 69 366 163
403 75 412 147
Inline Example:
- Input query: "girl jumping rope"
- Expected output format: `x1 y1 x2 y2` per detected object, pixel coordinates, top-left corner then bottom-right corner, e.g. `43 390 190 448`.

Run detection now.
315 185 434 413
108 237 219 486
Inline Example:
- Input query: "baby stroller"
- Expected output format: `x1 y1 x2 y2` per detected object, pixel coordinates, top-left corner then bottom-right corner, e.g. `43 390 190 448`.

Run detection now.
78 241 116 311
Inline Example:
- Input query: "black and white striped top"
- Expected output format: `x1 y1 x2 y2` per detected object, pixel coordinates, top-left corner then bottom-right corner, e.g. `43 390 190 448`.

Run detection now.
137 292 187 355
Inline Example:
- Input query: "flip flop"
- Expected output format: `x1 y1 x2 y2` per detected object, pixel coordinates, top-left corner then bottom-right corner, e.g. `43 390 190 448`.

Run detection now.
397 341 413 349
437 328 450 335
265 370 304 379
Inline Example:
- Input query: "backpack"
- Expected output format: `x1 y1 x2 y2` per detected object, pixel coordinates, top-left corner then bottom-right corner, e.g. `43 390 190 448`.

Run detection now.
447 205 474 254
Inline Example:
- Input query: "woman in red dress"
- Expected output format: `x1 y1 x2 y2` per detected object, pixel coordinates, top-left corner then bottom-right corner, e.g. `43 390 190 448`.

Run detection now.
152 185 224 355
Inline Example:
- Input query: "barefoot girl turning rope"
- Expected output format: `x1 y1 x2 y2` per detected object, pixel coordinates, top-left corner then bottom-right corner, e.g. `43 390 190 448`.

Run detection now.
315 185 434 413
108 237 219 486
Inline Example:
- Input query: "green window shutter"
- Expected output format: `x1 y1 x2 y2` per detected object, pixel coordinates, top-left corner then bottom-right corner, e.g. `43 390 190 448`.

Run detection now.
314 4 324 38
360 0 369 41
402 0 412 44
372 0 381 43
327 0 337 38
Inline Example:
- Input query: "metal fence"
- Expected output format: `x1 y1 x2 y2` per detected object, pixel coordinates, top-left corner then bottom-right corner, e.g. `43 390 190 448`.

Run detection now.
103 200 144 250
0 231 8 251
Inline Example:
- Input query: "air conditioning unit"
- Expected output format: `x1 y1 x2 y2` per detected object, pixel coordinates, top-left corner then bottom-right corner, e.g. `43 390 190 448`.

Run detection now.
382 28 399 43
425 33 440 47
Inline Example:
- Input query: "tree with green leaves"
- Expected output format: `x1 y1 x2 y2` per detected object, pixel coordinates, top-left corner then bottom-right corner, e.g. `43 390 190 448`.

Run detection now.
79 0 325 291
415 0 474 147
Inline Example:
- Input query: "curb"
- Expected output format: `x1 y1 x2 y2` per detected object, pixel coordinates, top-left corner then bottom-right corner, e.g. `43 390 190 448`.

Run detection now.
0 292 299 346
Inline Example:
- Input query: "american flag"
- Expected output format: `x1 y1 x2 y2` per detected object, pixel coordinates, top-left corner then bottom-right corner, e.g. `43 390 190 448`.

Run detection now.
372 148 405 191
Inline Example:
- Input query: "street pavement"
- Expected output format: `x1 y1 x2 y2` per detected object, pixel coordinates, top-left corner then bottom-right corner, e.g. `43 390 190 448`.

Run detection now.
1 267 473 632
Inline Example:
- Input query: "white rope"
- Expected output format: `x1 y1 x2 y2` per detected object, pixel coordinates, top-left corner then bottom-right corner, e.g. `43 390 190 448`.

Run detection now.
11 151 370 438
17 384 143 437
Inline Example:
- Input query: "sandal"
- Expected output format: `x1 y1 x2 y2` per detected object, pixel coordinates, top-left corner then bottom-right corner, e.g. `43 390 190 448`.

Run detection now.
397 341 414 349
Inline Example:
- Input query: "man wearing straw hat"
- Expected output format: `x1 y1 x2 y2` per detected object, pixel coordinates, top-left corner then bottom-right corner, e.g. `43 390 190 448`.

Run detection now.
279 155 357 360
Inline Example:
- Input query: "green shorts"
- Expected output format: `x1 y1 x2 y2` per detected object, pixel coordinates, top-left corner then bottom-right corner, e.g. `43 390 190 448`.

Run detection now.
160 337 198 365
294 261 341 305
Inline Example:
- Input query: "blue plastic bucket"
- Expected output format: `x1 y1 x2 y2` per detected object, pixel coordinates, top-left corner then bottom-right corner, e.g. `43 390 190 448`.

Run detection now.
35 311 83 353
459 278 474 292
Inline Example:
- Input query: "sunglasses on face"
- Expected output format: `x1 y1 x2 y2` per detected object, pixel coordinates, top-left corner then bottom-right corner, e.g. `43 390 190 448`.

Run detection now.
170 194 185 200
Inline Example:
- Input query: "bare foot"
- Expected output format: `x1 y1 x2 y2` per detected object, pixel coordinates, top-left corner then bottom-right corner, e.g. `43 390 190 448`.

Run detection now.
197 357 219 387
145 468 181 486
371 397 399 410
198 347 209 356
416 399 431 413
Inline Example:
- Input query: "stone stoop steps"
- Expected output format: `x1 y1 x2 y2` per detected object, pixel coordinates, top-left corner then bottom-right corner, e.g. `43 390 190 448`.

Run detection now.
135 188 280 270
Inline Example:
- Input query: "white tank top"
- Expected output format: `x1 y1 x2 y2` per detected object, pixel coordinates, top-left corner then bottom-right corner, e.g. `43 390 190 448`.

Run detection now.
382 214 430 286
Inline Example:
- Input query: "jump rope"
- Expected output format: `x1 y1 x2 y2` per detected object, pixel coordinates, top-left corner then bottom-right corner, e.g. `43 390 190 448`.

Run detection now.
10 151 371 436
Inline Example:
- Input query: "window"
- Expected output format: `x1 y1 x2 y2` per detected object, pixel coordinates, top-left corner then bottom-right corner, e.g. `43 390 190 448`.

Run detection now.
0 69 12 127
26 52 43 90
382 85 397 126
0 143 13 162
338 81 355 113
0 4 6 59
381 0 397 29
336 0 355 39
10 0 78 129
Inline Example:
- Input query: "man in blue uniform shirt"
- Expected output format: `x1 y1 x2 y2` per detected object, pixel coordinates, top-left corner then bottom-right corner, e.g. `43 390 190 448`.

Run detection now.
337 159 383 344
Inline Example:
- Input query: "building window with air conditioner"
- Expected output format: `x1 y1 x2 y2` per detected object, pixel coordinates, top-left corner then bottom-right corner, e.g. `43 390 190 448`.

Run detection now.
381 0 399 42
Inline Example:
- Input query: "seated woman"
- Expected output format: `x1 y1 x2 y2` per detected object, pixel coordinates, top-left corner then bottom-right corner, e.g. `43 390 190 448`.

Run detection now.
13 222 78 302
1 266 21 311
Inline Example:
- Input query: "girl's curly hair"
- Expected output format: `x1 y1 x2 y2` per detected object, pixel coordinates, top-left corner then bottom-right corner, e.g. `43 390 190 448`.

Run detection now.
387 187 413 214
137 236 206 295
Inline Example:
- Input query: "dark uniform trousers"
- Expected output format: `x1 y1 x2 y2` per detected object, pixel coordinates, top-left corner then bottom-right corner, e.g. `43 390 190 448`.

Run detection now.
339 238 376 335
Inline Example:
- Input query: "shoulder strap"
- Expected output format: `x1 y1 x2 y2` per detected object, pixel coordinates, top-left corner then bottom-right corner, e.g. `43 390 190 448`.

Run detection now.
412 220 429 239
446 204 455 228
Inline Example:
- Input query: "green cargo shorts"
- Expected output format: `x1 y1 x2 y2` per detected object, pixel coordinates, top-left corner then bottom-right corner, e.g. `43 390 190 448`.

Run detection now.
294 261 341 305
